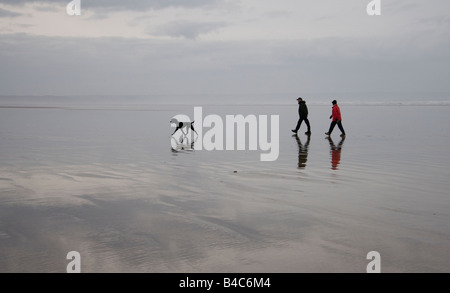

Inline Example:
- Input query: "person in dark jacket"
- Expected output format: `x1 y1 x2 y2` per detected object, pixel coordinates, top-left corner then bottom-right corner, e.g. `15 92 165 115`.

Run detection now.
292 97 311 135
325 100 346 137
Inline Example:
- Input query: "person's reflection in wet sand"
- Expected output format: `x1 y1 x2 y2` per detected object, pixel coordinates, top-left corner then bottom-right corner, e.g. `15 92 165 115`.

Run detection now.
327 136 345 170
293 134 310 169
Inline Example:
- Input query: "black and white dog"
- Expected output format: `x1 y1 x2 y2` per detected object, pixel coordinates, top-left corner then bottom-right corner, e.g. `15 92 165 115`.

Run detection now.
170 118 198 136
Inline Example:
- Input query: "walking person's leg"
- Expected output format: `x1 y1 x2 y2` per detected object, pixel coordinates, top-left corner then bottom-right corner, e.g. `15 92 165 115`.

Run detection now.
292 118 303 133
337 121 346 136
305 118 311 134
326 121 337 135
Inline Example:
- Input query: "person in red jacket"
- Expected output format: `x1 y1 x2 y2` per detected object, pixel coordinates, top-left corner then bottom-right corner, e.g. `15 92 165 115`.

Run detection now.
325 100 346 137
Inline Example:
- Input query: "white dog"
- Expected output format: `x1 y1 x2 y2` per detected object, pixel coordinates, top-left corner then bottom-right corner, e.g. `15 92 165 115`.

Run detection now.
170 118 198 136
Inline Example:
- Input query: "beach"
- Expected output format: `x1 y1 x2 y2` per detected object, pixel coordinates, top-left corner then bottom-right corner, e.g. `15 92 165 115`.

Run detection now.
0 99 449 273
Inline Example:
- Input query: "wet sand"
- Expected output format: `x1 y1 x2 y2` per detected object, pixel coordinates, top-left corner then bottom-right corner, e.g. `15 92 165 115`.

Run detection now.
0 102 449 273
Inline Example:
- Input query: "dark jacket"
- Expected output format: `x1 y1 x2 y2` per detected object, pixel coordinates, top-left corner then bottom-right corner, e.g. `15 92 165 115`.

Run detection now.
298 101 308 117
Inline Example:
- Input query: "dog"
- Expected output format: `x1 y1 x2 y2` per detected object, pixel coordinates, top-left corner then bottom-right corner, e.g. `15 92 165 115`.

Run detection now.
170 118 198 136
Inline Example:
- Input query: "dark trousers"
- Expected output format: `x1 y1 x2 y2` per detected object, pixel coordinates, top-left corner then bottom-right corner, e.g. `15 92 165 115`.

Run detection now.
295 117 311 133
328 120 345 135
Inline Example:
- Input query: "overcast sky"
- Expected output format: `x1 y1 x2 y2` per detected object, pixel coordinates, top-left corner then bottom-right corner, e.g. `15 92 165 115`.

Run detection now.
0 0 449 103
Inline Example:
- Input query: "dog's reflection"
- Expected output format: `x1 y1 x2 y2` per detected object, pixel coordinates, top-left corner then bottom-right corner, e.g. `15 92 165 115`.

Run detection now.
293 134 310 169
171 134 197 153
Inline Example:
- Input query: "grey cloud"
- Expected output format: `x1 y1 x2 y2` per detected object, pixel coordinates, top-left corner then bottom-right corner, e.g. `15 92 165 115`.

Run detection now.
0 0 225 11
384 2 417 13
1 33 449 99
264 10 291 19
0 7 22 17
419 15 450 26
152 21 228 39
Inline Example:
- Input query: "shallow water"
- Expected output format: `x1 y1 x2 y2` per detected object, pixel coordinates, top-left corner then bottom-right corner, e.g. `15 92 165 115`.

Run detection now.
0 100 449 272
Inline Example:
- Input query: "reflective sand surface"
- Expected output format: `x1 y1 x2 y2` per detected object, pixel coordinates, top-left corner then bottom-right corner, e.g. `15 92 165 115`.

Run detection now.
0 101 449 272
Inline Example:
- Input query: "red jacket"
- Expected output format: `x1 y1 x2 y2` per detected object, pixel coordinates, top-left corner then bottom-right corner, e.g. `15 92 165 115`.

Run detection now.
332 104 342 121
